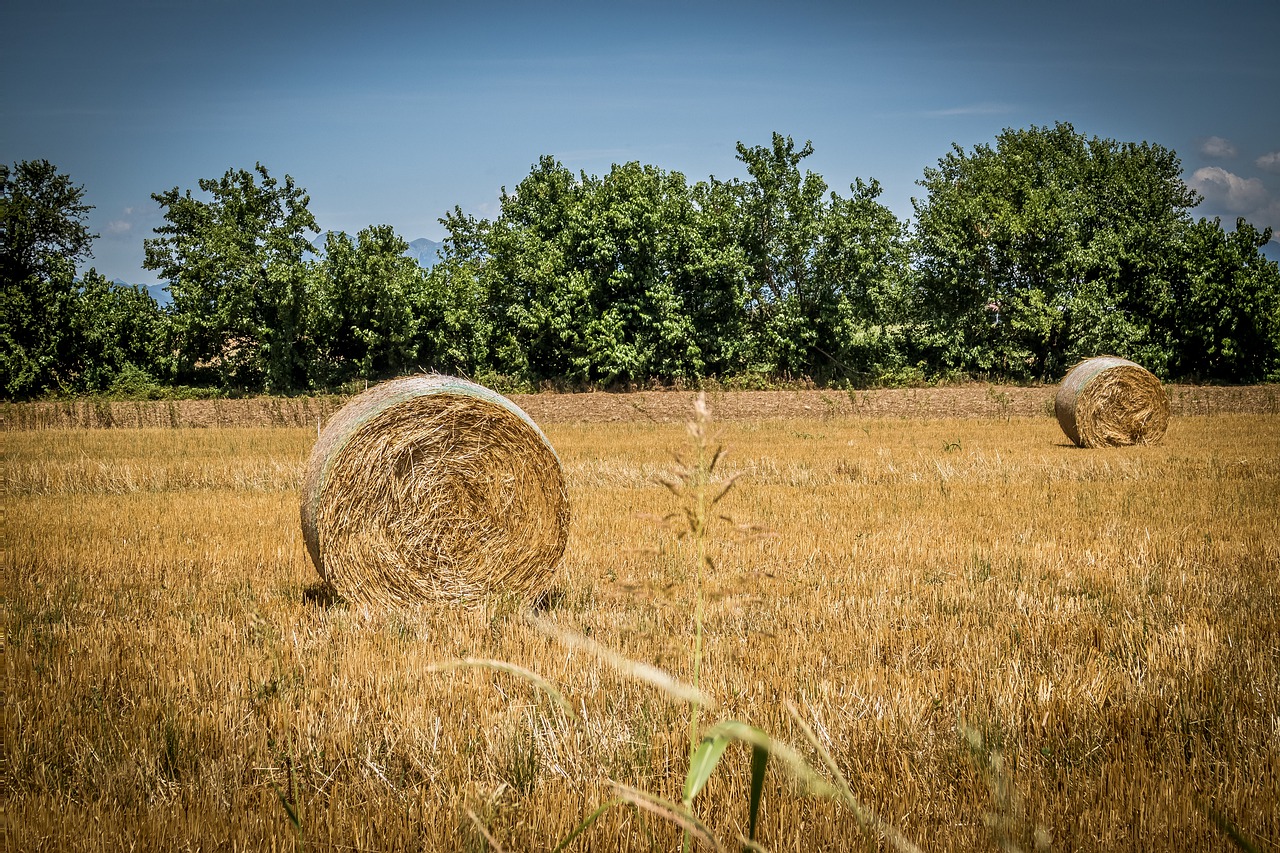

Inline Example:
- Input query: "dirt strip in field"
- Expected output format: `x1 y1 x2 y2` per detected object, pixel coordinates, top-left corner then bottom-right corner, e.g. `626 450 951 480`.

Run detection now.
4 384 1277 430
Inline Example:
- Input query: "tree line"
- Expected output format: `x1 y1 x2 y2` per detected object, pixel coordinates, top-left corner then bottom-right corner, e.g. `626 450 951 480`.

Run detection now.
3 123 1279 400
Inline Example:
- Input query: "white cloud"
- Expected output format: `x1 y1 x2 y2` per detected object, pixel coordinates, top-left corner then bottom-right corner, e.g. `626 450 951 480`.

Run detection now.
1190 167 1268 212
1189 166 1280 241
922 102 1016 117
1256 151 1280 174
1199 136 1237 158
99 204 158 242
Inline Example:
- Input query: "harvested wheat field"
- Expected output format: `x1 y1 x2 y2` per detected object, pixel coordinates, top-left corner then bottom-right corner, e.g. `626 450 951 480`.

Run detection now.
3 391 1279 852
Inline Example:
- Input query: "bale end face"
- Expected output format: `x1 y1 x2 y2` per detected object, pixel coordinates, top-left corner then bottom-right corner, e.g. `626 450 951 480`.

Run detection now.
300 375 569 608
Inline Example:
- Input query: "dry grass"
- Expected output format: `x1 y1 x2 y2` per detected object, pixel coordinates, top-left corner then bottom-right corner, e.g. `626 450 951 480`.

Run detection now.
3 411 1279 851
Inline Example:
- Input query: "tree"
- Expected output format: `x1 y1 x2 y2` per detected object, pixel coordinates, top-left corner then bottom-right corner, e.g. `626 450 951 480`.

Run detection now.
1170 218 1280 381
483 155 585 382
144 164 317 392
731 133 828 374
413 254 496 378
569 161 747 384
431 140 914 387
731 134 912 381
308 225 424 386
68 270 170 392
0 160 97 398
912 122 1200 380
809 178 915 383
434 157 751 386
682 176 752 377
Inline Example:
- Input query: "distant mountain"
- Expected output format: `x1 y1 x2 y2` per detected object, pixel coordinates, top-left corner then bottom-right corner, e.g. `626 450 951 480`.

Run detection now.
145 284 172 306
309 232 443 269
113 279 172 308
405 237 443 268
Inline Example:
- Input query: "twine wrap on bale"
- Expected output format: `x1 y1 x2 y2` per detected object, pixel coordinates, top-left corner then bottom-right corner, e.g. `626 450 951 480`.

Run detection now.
1055 357 1170 448
300 375 569 607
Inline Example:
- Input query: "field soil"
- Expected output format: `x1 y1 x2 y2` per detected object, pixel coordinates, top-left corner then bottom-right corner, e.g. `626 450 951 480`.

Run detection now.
5 382 1278 430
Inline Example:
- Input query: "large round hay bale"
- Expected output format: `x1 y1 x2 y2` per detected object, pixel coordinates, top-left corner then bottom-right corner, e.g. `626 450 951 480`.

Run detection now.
300 375 569 607
1054 357 1169 448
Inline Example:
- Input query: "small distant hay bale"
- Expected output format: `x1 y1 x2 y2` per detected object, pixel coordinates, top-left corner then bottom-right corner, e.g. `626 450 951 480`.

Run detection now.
300 375 569 607
1054 357 1169 448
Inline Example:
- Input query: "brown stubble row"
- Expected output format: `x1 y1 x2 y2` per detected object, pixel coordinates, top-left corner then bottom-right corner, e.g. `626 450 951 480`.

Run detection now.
3 414 1279 851
5 382 1280 431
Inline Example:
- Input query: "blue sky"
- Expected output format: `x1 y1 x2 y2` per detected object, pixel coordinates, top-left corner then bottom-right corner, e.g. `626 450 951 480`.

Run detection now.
4 0 1278 284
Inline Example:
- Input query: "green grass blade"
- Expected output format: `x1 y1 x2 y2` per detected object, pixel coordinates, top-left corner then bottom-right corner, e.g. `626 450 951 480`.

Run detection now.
684 734 732 803
426 658 576 721
271 781 301 830
699 720 839 800
747 741 769 842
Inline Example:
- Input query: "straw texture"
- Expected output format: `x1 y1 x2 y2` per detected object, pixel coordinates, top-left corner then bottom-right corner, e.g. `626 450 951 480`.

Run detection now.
1055 357 1170 448
300 375 569 607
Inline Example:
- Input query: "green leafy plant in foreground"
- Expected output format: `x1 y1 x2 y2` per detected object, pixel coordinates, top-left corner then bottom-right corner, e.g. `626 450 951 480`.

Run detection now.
431 393 925 852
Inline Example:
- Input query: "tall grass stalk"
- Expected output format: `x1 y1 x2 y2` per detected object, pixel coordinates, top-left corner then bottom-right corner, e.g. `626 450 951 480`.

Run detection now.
655 393 741 849
663 395 729 787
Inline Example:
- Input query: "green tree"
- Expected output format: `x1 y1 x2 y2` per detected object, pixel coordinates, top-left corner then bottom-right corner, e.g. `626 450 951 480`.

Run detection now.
412 254 495 377
912 122 1200 380
670 174 753 379
308 225 423 386
732 133 828 374
69 270 170 392
731 134 912 381
571 161 747 383
435 157 750 386
809 178 916 383
1170 218 1280 381
483 155 585 382
0 160 97 398
144 164 318 392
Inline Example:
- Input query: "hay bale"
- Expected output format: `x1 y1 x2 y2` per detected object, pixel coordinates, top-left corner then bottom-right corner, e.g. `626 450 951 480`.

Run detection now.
1054 357 1169 448
300 375 569 607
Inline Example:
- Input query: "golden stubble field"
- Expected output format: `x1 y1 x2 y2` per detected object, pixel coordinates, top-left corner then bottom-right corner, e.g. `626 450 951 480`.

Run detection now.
3 401 1279 851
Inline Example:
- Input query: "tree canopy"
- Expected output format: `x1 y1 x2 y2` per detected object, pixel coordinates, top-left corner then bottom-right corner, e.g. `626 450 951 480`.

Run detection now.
909 122 1278 382
914 123 1196 380
3 126 1278 399
145 164 319 392
2 160 100 397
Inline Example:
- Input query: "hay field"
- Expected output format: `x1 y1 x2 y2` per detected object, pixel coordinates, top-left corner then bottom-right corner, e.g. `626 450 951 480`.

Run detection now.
4 406 1279 851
